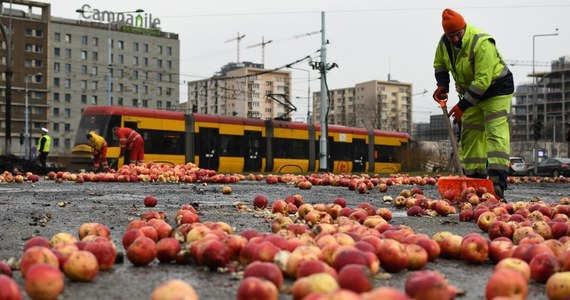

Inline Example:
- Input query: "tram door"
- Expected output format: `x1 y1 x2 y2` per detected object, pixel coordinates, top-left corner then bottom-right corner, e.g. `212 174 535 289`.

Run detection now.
243 131 262 172
352 138 366 172
198 128 219 171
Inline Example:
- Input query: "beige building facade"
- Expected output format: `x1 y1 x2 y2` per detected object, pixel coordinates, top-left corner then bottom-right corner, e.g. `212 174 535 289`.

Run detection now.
312 80 413 133
187 62 292 120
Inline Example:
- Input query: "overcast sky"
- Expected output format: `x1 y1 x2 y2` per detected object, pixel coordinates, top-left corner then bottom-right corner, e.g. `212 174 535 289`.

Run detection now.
38 0 570 123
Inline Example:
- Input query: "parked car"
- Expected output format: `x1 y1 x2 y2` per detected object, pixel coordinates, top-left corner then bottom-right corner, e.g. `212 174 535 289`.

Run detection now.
509 157 529 176
527 158 570 177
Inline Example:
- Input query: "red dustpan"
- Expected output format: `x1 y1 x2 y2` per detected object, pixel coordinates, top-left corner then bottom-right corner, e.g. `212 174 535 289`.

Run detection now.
436 99 499 202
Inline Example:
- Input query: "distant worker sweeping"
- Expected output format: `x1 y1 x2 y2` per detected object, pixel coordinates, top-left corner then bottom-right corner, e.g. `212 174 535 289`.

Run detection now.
432 8 514 200
112 127 145 165
87 131 109 172
37 127 51 169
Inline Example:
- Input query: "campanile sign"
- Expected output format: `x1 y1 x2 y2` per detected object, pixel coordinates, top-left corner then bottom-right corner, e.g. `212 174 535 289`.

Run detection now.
76 4 161 31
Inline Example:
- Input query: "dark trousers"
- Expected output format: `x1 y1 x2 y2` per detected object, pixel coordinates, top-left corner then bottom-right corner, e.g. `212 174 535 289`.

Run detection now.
39 152 48 168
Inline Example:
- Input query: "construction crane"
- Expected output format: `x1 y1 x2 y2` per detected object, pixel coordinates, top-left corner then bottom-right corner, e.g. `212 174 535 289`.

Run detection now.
247 36 273 66
224 32 246 63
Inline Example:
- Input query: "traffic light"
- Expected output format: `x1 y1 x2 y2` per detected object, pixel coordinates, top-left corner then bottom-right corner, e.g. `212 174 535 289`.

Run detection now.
533 120 543 141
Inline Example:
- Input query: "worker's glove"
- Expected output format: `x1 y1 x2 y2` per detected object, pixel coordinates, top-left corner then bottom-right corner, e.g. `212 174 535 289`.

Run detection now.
432 85 449 105
92 150 99 156
119 153 124 158
448 105 464 124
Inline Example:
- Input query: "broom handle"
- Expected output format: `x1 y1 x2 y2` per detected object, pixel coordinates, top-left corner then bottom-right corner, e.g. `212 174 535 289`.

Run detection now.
441 104 464 177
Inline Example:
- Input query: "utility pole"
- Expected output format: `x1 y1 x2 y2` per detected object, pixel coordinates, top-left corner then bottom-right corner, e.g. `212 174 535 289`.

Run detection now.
319 12 328 172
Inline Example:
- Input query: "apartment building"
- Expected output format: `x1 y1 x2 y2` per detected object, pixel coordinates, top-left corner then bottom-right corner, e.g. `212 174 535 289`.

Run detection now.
187 62 292 120
511 56 570 160
312 80 413 133
0 0 180 159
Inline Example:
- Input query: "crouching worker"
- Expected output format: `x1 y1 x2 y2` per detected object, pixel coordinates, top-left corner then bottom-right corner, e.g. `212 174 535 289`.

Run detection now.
87 131 109 172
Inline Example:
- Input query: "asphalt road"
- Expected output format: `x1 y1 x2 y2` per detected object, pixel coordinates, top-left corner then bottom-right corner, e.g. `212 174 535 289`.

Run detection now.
0 177 568 300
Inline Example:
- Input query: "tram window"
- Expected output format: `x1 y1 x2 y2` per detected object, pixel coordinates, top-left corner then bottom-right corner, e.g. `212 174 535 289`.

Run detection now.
219 135 243 157
375 145 397 162
273 138 308 159
144 130 184 154
333 142 352 160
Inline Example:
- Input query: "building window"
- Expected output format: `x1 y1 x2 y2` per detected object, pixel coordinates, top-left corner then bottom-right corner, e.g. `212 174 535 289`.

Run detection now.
118 83 124 92
81 95 87 104
52 138 59 147
64 124 71 132
54 78 60 87
65 48 71 58
118 54 124 64
81 50 87 60
133 42 139 51
143 57 148 66
81 65 87 75
132 56 138 65
64 138 71 149
167 46 172 55
64 94 71 103
54 32 60 42
143 43 148 52
167 60 172 69
118 97 123 106
157 59 163 68
64 108 71 118
35 29 43 37
92 81 98 90
91 96 97 105
157 100 162 108
91 66 98 75
143 71 148 80
167 74 172 82
157 87 162 96
53 92 60 102
65 34 71 43
142 100 148 107
118 40 124 49
53 123 60 132
92 37 98 46
53 107 59 117
132 70 138 79
54 47 60 57
92 51 98 61
81 35 88 45
166 88 172 96
64 79 71 88
157 45 163 54
34 60 42 68
156 73 162 81
132 99 138 106
117 69 123 78
35 45 43 53
65 63 71 73
166 101 171 108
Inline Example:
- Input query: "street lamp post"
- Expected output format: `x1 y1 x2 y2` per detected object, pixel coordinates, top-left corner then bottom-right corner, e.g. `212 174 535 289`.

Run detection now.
76 8 144 106
532 29 558 174
24 73 42 160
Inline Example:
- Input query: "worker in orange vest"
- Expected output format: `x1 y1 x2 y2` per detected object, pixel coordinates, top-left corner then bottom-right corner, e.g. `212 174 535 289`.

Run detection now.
112 127 145 165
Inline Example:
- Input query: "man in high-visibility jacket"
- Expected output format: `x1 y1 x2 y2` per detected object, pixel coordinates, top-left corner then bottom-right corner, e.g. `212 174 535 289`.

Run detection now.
37 127 51 169
433 8 514 201
112 127 145 165
87 131 109 172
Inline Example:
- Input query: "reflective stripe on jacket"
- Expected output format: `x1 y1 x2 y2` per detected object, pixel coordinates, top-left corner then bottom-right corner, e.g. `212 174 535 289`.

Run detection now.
116 128 142 151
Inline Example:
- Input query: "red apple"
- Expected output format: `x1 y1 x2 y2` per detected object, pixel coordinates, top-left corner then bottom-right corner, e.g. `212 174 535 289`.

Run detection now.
378 239 408 273
150 279 199 300
243 261 284 289
485 269 528 299
237 277 278 300
545 272 570 300
495 257 531 282
460 233 489 264
337 264 373 293
253 195 269 209
404 270 458 300
24 264 64 300
529 253 561 283
126 236 157 266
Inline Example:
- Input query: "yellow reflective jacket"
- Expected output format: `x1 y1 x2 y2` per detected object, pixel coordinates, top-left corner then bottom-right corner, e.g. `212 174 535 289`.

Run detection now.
88 131 107 151
433 23 513 107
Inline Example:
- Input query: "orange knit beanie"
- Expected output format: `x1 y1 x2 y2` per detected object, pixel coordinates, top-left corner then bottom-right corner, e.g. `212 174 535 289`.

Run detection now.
442 8 466 34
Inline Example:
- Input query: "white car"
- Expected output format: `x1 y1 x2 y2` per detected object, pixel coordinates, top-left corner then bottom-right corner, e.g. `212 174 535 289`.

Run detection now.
509 157 529 176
